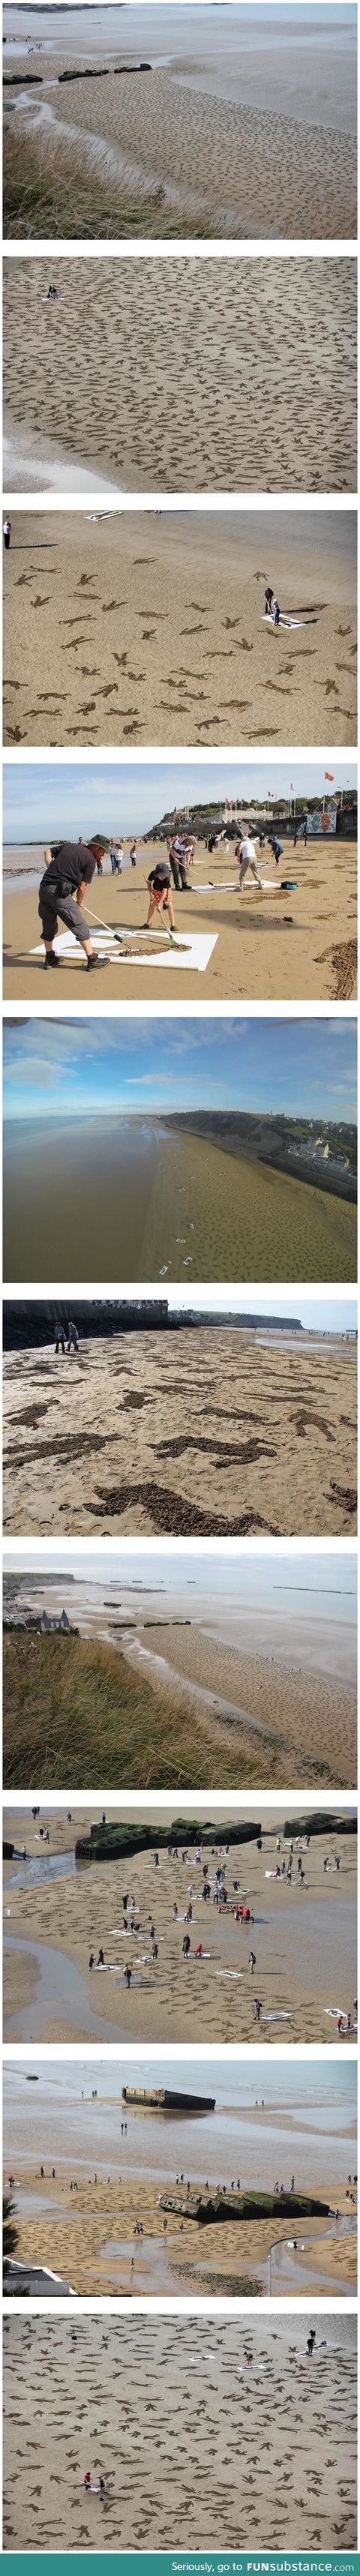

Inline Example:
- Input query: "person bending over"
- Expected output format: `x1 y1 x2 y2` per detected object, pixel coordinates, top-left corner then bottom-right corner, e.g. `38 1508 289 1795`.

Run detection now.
38 835 108 971
146 860 176 931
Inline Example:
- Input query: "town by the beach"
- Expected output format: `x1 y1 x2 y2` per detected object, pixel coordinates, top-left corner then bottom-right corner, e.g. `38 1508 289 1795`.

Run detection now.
3 254 356 496
3 2056 357 2302
2 760 357 1004
3 508 357 748
3 1795 357 2047
3 1532 357 1795
3 2312 357 2551
3 1298 357 1554
3 1 357 242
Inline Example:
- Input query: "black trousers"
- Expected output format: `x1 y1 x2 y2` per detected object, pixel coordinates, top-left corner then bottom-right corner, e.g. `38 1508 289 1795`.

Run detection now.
39 889 89 946
169 854 188 891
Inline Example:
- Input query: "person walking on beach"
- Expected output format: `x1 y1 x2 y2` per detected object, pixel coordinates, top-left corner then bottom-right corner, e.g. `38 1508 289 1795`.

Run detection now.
182 1934 190 1960
249 1951 256 1975
110 841 124 874
38 835 109 973
307 2328 316 2356
55 1321 66 1354
3 519 11 552
272 598 280 626
252 1997 262 2021
67 1321 80 1352
130 843 137 868
236 834 262 893
264 585 273 617
88 1952 94 1972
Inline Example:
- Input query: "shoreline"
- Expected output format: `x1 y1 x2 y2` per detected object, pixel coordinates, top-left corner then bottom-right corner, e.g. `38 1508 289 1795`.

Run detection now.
2 2152 356 2300
4 34 357 239
4 256 356 497
4 1120 357 1285
3 832 357 1006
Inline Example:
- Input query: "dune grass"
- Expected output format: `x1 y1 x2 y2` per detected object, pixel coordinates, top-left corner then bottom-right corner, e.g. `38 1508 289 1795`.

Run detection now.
3 1628 264 1791
3 129 211 238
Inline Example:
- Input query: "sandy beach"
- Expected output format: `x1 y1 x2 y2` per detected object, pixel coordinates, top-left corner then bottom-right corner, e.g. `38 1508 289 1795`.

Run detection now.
3 2 357 239
3 1329 357 1546
3 508 357 750
3 832 357 1004
3 2313 357 2549
4 1111 357 1288
2 2045 357 2299
4 256 356 496
3 1810 357 2046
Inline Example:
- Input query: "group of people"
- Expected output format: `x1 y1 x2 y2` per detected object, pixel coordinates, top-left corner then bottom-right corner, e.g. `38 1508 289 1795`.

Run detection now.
29 810 309 970
54 1320 80 1354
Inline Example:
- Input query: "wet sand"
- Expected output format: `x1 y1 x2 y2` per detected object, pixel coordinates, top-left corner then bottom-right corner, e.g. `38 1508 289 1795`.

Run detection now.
4 1114 357 1287
3 1329 357 1540
3 2161 356 2303
3 5 357 238
4 257 356 495
3 2050 357 2299
3 832 358 1005
3 2313 356 2549
4 508 357 750
3 1813 357 2046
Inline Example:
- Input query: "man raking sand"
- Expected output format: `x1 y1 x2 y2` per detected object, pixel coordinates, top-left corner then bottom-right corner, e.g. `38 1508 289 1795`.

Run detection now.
39 834 110 972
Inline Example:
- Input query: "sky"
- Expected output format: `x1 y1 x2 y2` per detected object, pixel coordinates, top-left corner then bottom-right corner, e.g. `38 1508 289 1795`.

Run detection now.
3 1015 357 1124
3 761 356 843
4 4 356 24
4 1546 356 1606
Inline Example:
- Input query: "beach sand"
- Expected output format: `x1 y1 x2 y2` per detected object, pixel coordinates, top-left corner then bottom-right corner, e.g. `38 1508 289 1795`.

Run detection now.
2 2161 356 2302
3 834 358 1005
3 1813 357 2045
3 2313 357 2548
4 256 356 495
3 1329 357 1541
4 1115 357 1288
3 19 357 241
3 508 357 750
2 2044 357 2296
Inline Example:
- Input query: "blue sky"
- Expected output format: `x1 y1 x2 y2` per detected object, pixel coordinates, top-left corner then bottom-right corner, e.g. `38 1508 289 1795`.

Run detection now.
3 761 356 844
3 1016 357 1124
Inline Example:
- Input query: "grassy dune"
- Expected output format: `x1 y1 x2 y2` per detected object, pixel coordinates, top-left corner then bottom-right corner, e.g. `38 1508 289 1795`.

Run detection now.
3 130 206 238
3 1627 263 1791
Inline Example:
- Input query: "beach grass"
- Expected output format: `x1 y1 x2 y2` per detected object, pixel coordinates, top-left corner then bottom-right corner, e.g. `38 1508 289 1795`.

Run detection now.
3 1627 264 1791
3 131 209 238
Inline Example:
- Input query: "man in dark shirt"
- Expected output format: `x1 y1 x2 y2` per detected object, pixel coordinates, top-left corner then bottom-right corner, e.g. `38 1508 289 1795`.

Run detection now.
38 835 108 970
146 859 176 933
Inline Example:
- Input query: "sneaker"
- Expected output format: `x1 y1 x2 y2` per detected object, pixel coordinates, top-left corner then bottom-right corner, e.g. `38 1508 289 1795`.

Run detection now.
86 953 109 971
44 952 60 968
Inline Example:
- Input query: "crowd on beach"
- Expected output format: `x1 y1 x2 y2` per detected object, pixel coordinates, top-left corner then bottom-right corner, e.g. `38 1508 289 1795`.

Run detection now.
8 795 312 973
66 1834 356 2032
